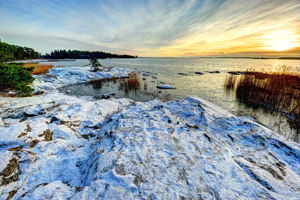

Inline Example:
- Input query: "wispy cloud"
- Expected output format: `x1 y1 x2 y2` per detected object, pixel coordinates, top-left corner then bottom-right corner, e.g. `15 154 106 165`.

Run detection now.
0 0 299 56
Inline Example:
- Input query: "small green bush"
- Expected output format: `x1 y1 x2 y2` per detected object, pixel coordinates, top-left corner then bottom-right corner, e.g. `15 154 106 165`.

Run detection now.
89 58 101 71
0 64 35 96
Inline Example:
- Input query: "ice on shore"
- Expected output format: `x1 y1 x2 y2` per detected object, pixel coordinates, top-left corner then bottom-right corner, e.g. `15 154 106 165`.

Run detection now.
157 84 176 89
0 66 299 199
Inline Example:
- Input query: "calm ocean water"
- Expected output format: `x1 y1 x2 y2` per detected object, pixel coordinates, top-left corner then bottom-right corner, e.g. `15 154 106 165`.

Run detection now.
47 58 300 142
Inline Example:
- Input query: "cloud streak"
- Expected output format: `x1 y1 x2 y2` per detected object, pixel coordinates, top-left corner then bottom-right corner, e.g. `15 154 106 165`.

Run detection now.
0 0 299 56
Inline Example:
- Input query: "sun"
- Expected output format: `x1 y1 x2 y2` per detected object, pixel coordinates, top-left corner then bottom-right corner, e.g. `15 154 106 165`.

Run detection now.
271 38 296 51
262 31 298 51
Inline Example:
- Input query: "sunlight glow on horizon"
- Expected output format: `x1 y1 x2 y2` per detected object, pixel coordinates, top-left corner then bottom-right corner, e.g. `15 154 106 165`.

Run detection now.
0 0 299 57
262 31 299 51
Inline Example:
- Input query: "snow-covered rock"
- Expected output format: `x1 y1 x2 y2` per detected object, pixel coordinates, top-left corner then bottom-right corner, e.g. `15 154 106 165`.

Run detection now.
0 118 4 128
32 66 134 92
0 66 299 199
23 105 44 116
157 84 176 89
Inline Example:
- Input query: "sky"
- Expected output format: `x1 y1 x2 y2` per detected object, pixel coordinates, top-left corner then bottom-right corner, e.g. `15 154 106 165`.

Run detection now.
0 0 300 57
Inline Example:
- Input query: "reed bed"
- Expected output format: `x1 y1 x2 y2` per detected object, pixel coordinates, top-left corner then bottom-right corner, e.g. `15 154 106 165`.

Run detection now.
119 73 141 93
23 63 54 75
224 66 300 130
127 73 140 90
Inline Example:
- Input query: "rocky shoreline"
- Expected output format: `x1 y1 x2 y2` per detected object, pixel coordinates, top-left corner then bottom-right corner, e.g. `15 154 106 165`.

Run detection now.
0 66 299 199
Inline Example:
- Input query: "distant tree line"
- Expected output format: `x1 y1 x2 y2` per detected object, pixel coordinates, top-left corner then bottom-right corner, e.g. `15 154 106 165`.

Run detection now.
43 49 137 59
0 39 40 63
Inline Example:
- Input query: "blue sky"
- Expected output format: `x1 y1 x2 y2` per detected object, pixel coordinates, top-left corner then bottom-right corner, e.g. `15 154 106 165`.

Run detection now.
0 0 299 56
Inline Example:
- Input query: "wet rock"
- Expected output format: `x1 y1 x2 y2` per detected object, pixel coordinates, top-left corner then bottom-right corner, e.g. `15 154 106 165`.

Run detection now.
101 93 110 99
228 71 241 75
178 73 188 76
228 71 245 75
209 71 220 73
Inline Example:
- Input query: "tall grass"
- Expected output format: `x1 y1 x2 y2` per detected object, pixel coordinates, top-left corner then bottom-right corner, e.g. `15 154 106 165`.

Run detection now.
23 63 54 75
127 73 140 90
224 66 300 130
224 75 237 90
119 73 141 93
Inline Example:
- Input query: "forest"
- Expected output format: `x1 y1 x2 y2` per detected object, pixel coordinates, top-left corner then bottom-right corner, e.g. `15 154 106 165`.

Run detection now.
0 40 40 62
43 49 137 59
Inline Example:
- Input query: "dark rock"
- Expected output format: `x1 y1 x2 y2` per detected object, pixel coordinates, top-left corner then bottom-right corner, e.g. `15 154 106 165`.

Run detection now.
43 129 53 141
101 93 110 99
195 72 204 75
0 157 20 186
33 90 45 95
204 133 211 142
178 73 188 76
8 146 22 151
50 116 60 123
228 71 243 75
7 190 18 200
29 140 39 148
209 71 220 73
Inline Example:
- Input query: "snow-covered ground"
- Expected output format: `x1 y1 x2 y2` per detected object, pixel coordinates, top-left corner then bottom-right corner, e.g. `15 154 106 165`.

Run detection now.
0 66 299 199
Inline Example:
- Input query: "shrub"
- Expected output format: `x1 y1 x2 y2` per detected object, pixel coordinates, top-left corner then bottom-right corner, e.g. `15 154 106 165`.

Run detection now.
0 64 35 96
89 58 101 71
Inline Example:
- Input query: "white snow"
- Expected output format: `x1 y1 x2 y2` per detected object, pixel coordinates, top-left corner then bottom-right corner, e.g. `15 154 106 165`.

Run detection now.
157 84 176 89
0 65 299 199
32 66 133 92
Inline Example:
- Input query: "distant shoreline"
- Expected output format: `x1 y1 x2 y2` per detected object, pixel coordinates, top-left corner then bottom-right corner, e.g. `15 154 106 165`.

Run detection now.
198 57 300 60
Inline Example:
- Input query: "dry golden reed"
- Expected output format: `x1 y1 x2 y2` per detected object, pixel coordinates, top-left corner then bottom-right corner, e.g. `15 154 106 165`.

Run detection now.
224 65 300 129
23 63 54 75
